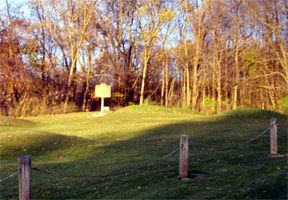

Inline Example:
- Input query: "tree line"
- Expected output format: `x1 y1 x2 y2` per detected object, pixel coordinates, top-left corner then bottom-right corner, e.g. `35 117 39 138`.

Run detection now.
0 0 287 116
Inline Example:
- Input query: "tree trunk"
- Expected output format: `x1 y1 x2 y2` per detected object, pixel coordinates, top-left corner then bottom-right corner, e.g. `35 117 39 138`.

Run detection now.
140 46 148 106
82 52 92 111
191 43 200 111
161 68 165 106
183 35 190 108
182 69 186 108
165 60 169 107
64 60 77 113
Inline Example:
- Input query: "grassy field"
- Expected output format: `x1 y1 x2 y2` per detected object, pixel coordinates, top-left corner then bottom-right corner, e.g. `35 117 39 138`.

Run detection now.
0 105 287 199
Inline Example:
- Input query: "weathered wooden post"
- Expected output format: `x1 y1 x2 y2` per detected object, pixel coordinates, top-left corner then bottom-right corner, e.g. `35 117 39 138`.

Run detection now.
270 118 278 155
18 155 32 200
179 135 189 179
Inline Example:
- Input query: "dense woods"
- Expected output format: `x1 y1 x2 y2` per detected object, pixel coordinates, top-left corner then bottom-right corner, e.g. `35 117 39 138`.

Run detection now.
0 0 287 116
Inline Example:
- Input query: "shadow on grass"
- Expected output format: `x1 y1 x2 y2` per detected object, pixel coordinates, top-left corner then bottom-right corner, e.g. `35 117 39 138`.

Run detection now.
0 116 37 127
0 131 87 159
1 114 287 199
244 170 288 199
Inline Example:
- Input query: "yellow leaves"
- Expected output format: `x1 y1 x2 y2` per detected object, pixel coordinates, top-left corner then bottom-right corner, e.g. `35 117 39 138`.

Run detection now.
159 8 177 22
137 6 149 13
137 5 176 43
137 5 176 23
136 5 151 17
185 4 195 14
140 29 159 43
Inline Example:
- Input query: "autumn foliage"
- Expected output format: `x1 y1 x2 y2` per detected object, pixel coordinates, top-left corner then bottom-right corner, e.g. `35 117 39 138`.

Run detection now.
0 0 287 116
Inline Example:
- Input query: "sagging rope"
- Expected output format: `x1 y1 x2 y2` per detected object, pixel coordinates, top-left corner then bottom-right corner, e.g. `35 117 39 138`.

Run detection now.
191 127 270 152
0 171 19 183
32 147 180 179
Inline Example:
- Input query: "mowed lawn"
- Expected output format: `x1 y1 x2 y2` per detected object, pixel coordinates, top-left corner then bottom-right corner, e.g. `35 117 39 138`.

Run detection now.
0 106 287 199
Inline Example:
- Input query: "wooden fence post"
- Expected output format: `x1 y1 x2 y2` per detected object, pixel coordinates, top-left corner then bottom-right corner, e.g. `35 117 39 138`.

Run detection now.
179 135 189 179
270 118 278 155
18 155 32 200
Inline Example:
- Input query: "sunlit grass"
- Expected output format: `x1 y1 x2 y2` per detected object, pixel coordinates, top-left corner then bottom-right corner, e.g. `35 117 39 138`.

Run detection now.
0 106 287 199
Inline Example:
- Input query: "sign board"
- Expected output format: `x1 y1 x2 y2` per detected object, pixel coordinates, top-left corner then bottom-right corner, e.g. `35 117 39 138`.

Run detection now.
95 83 111 98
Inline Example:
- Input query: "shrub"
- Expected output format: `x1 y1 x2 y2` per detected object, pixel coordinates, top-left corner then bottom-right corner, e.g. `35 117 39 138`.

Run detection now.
201 95 216 115
279 93 288 115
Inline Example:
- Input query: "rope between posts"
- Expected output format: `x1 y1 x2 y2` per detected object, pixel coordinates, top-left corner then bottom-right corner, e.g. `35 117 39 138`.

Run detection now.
191 127 270 152
32 147 180 179
0 171 19 183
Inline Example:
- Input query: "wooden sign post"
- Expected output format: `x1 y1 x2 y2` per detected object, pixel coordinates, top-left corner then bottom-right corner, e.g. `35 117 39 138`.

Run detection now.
95 83 111 115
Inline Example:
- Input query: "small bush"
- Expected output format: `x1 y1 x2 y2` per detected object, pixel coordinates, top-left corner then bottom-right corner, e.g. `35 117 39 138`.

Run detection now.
279 93 288 115
201 95 216 115
143 95 159 106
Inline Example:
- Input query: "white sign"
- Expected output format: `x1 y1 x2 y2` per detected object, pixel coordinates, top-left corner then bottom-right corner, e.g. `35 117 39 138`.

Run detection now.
95 83 111 98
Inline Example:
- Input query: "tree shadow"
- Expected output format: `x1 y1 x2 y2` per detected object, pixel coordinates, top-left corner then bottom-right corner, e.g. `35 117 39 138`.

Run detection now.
0 131 87 159
1 114 287 199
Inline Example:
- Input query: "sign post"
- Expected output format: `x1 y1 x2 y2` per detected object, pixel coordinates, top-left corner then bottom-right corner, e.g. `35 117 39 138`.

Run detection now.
95 83 111 115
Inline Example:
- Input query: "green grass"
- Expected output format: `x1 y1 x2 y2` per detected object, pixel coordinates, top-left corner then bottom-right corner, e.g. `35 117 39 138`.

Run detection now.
216 108 287 119
0 106 287 199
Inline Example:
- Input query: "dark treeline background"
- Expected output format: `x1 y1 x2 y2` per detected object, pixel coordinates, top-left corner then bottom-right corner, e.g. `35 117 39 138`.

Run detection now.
0 0 287 116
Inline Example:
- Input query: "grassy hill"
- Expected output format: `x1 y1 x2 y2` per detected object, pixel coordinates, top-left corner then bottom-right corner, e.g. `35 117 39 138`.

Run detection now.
0 106 287 199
